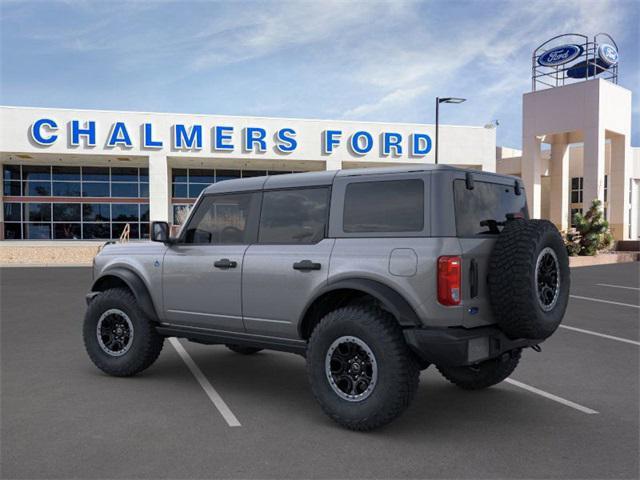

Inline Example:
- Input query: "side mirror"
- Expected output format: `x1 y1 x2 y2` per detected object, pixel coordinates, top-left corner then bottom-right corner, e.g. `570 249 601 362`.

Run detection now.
151 221 170 243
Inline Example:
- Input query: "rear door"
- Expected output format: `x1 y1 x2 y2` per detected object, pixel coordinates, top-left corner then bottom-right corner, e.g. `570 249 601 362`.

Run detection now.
242 187 333 339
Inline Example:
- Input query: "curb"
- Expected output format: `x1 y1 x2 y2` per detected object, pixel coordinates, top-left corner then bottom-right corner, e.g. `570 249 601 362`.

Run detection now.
569 252 639 268
0 263 92 268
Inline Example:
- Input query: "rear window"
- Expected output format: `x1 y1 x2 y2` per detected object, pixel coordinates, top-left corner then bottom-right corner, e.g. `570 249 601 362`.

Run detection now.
343 179 424 233
454 179 528 236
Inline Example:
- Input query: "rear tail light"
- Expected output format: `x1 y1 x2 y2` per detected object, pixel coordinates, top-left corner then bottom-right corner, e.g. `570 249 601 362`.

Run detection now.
438 256 461 306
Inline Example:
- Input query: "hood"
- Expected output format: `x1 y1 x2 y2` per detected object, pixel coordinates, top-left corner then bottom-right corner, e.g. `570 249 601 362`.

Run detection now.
99 241 168 256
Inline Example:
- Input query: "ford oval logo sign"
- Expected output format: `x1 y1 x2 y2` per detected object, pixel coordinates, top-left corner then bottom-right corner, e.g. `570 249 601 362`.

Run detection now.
538 44 583 67
598 44 618 66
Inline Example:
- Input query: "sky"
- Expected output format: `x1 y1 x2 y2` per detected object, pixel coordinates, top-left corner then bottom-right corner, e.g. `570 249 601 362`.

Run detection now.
1 0 638 149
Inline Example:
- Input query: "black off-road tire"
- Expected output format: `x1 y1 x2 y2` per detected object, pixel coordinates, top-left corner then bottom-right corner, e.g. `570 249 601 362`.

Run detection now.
307 305 419 431
83 288 164 377
488 219 570 340
225 344 263 355
436 349 521 390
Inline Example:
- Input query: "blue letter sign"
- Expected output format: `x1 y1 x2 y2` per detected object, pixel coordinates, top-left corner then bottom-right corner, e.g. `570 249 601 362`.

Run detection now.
30 118 58 145
350 131 373 155
143 123 163 148
382 132 403 155
275 128 297 153
244 127 267 152
323 130 342 154
214 126 234 151
411 133 432 156
107 122 132 148
173 124 203 150
70 120 96 147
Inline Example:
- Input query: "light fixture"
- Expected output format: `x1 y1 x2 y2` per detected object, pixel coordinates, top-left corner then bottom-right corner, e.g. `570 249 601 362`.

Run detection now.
435 96 467 164
438 97 466 104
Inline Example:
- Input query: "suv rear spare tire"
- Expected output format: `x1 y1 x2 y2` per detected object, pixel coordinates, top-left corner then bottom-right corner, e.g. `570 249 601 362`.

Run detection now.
488 219 569 340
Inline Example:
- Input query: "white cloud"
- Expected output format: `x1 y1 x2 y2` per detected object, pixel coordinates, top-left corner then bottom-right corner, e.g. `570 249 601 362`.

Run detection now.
342 85 429 117
188 1 410 71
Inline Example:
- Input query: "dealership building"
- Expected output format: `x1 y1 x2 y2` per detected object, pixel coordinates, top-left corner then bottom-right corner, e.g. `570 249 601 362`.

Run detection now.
0 33 638 249
0 106 495 241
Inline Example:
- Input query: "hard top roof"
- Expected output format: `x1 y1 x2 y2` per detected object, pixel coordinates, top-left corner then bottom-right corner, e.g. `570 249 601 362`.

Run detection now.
202 165 517 194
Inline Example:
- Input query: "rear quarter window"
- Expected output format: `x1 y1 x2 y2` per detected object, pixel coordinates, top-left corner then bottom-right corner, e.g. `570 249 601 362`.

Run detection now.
343 179 424 233
454 179 528 236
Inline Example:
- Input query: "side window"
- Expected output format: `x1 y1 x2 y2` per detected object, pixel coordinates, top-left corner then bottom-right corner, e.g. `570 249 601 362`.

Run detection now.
259 188 329 244
343 179 424 233
183 193 258 244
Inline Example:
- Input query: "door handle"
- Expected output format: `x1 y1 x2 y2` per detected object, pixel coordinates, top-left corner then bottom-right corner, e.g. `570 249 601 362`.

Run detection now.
214 258 237 269
293 260 321 271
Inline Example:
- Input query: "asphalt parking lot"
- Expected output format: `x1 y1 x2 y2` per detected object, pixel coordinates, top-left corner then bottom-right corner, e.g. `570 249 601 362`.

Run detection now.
1 263 638 479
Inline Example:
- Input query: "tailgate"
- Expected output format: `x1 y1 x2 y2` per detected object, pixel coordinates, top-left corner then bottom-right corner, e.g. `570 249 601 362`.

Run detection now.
458 237 497 328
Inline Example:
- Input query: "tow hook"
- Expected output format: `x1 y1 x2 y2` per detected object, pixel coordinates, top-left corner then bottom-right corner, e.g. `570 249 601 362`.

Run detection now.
530 344 542 353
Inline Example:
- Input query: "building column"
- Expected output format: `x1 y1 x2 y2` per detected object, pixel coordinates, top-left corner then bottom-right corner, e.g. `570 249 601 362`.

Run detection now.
325 158 342 171
549 134 570 231
609 134 631 240
582 126 605 213
522 134 543 218
148 153 170 223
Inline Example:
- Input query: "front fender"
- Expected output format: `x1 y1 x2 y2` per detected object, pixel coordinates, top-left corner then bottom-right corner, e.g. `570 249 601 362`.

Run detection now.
90 267 159 320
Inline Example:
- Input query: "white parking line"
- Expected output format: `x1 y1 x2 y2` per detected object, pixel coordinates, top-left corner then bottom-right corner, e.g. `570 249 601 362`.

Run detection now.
505 378 599 415
596 283 640 291
570 295 640 309
560 324 640 346
169 338 241 427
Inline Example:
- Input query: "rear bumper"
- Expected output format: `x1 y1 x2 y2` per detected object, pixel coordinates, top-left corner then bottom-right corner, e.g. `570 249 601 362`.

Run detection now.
403 325 542 367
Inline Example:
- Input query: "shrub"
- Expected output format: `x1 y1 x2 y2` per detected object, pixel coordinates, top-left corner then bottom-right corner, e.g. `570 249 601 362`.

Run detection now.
564 199 613 256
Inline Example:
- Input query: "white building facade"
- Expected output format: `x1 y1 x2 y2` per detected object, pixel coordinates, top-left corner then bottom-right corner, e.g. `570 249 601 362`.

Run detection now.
0 106 496 241
498 142 640 239
495 78 638 240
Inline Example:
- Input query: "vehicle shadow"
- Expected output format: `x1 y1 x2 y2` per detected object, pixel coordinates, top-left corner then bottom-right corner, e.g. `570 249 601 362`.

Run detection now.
156 344 570 437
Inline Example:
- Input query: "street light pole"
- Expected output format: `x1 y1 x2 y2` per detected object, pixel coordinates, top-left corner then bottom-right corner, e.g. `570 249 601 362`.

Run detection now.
434 96 467 165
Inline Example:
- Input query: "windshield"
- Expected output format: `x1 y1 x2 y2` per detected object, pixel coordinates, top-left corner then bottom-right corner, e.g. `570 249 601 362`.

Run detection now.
454 179 528 236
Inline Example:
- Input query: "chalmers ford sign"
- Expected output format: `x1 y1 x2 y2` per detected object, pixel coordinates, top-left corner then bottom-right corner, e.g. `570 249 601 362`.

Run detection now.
29 118 434 157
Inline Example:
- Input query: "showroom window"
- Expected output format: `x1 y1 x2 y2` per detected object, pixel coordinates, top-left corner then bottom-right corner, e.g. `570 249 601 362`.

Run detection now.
3 164 149 240
3 165 149 198
3 201 149 240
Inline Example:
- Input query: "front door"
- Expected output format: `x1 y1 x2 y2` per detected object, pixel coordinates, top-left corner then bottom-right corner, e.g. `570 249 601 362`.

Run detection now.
162 191 260 332
242 187 333 339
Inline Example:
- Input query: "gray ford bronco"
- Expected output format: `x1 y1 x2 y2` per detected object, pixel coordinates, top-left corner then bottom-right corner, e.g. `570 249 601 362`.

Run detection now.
84 166 570 430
